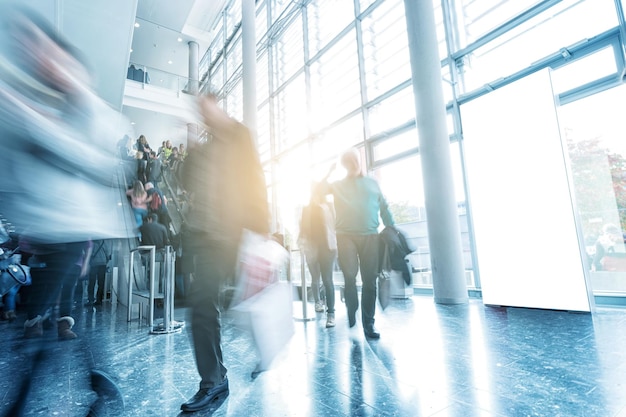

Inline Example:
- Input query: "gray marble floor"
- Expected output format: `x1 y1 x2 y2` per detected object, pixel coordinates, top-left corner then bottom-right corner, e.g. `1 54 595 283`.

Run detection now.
2 293 626 416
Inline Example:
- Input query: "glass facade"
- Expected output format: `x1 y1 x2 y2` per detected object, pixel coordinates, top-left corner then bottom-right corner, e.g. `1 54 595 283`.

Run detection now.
201 0 626 301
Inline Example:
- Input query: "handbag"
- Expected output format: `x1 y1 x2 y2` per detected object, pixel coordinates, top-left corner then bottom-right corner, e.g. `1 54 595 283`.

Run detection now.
0 250 31 297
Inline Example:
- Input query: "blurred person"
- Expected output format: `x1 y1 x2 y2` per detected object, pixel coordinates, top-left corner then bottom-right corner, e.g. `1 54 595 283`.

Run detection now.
157 140 166 157
0 223 22 322
179 94 269 413
126 180 152 228
53 240 92 340
179 142 188 160
147 150 163 185
321 148 395 339
117 134 136 181
84 239 110 307
139 213 169 249
136 135 151 183
116 134 135 161
168 146 185 184
161 139 173 160
1 285 19 322
136 134 151 156
593 223 626 271
145 181 172 233
0 4 133 415
298 182 338 327
167 146 181 171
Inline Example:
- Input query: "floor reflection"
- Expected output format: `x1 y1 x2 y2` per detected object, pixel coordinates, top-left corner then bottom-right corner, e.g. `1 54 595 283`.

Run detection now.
1 295 625 416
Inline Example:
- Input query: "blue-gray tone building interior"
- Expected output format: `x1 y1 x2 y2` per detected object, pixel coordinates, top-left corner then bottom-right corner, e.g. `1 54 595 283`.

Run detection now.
3 0 626 416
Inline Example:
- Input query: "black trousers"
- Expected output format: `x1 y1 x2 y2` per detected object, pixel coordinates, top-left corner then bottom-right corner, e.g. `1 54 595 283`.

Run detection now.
336 234 380 329
87 264 106 303
26 243 84 320
183 231 238 390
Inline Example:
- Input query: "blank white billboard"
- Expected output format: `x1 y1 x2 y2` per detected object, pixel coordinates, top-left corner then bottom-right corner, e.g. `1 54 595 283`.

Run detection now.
461 69 592 312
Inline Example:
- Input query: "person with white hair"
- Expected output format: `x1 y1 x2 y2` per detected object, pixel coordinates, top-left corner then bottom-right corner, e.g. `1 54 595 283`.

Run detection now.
321 148 395 339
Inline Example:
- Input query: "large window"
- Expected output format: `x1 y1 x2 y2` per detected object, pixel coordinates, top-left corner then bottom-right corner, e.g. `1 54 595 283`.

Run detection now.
204 0 626 302
273 73 307 152
311 115 364 168
309 30 361 131
307 0 355 58
458 0 618 93
451 0 544 51
272 13 304 89
367 86 415 137
557 84 626 295
360 0 410 102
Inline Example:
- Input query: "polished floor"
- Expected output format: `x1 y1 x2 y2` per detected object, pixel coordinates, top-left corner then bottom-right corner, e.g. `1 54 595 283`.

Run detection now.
1 291 626 417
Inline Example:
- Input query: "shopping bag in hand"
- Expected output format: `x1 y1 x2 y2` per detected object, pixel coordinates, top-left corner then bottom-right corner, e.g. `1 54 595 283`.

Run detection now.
230 230 293 373
231 230 289 308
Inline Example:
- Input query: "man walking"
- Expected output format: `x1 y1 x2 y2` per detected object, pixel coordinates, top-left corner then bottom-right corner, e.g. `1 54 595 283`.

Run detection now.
322 148 394 339
179 94 269 413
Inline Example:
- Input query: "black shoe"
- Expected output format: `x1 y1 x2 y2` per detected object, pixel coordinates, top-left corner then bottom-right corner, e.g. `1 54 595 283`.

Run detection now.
88 370 124 416
93 301 102 306
364 327 380 339
84 301 94 307
181 379 229 412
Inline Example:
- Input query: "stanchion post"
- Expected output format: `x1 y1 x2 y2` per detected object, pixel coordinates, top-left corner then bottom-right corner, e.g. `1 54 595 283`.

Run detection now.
161 246 171 332
293 250 314 322
151 246 185 334
301 251 308 319
147 246 156 329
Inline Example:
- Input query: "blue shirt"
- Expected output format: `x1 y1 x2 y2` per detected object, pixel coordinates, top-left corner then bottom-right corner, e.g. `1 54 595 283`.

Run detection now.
327 176 394 235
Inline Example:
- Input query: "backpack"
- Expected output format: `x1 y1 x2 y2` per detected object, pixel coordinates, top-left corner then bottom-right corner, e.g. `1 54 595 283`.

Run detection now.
150 191 162 212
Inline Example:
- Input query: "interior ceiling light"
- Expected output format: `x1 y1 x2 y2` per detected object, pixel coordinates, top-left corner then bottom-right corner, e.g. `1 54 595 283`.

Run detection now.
134 22 140 28
177 37 183 42
130 48 133 53
168 60 172 64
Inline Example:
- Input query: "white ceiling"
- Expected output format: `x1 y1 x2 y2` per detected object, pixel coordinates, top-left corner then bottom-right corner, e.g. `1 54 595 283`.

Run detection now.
130 0 227 77
124 0 228 143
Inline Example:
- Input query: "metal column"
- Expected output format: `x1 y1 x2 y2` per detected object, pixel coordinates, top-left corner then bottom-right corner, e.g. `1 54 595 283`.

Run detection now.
293 251 314 322
151 246 185 334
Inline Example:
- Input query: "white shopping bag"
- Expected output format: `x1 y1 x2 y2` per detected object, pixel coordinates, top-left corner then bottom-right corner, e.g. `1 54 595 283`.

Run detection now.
231 230 288 307
234 282 294 371
230 230 293 372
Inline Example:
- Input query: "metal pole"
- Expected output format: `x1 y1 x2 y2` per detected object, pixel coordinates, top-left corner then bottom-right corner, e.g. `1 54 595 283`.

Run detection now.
111 266 118 306
127 251 135 322
162 247 171 332
293 251 314 321
151 246 185 334
147 246 156 329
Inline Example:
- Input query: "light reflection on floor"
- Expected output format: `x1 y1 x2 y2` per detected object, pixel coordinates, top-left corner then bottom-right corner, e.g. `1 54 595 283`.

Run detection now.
2 293 626 416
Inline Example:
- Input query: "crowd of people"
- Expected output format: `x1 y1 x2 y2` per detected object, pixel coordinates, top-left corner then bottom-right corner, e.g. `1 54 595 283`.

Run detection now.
1 132 187 332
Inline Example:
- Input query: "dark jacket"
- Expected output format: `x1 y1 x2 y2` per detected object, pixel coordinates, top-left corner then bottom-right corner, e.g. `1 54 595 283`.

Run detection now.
181 123 269 240
139 221 170 249
379 226 414 285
